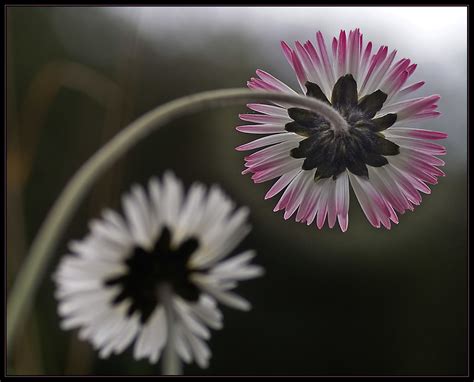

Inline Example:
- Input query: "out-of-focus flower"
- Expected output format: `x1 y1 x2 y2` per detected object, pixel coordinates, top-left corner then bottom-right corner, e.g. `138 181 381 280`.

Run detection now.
54 172 263 368
237 28 447 231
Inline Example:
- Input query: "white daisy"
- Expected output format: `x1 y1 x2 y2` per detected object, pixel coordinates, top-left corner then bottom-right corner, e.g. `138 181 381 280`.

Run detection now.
53 172 263 369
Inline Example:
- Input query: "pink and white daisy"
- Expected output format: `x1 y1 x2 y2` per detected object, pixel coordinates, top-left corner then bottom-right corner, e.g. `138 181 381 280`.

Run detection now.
236 28 447 231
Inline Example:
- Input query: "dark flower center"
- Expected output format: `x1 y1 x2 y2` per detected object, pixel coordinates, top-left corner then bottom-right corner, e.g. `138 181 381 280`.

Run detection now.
286 74 399 180
104 227 200 324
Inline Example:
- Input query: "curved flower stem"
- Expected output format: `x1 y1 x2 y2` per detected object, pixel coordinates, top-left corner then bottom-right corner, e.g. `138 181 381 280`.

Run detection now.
7 88 346 357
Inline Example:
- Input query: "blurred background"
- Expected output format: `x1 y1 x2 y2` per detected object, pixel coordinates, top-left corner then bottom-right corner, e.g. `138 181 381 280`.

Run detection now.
6 6 467 376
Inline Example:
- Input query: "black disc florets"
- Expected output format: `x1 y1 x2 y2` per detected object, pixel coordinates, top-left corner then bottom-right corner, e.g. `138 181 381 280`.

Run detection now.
104 227 200 324
286 74 399 180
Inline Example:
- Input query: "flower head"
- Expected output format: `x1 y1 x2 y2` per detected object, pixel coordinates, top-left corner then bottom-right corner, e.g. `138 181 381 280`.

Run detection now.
237 28 447 231
54 172 263 368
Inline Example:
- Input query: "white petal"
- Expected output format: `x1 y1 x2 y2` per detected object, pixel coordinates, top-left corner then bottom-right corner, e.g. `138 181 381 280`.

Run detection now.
134 306 167 362
161 171 184 229
173 297 210 340
189 297 223 330
181 325 211 369
174 324 193 364
192 275 251 311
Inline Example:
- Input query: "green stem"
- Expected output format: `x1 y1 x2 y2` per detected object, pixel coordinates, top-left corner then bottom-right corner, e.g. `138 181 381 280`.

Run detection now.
7 88 346 357
160 284 181 375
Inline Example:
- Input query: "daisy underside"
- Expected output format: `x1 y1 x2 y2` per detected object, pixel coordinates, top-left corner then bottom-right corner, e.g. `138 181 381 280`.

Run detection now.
54 172 263 368
237 28 447 231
